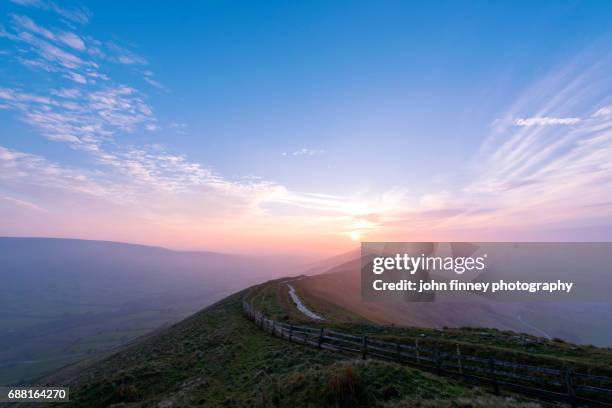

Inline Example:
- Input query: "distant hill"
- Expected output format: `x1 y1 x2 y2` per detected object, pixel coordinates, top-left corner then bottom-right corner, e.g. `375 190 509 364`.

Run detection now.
300 247 360 276
294 258 612 347
0 237 294 385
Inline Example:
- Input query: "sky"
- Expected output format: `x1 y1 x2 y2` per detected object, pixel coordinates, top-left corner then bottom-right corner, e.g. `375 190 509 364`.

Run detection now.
1 0 612 255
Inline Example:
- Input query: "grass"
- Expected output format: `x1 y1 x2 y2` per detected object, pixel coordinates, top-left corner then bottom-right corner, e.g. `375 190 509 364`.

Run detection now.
40 287 533 407
268 360 490 408
0 309 181 385
248 279 612 378
44 290 344 406
244 278 369 325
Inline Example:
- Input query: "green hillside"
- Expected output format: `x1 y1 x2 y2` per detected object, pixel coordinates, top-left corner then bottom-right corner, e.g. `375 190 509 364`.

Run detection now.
39 284 534 407
250 279 612 376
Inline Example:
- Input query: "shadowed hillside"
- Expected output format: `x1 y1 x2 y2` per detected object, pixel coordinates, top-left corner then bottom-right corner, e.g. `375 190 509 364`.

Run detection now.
40 287 535 407
294 258 612 347
0 237 295 385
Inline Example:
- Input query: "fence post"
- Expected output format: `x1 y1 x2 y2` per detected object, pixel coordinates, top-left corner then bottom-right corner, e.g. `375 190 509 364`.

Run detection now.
415 339 420 364
489 358 499 394
564 367 576 408
396 342 401 363
289 325 293 343
318 327 325 349
435 346 442 375
271 321 275 336
456 344 462 375
362 336 368 360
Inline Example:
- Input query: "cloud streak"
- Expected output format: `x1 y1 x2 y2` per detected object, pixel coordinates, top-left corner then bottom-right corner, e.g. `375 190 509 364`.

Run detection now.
282 148 326 157
10 0 91 24
513 117 581 126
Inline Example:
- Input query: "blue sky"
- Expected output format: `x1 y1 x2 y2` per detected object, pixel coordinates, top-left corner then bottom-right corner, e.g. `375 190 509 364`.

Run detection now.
1 0 612 254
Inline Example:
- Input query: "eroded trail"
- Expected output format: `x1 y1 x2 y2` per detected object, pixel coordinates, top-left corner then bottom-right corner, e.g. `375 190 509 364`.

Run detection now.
286 280 324 320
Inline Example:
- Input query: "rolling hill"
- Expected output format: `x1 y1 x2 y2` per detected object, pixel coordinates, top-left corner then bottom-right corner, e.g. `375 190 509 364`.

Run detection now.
294 257 612 347
39 285 536 407
0 237 295 385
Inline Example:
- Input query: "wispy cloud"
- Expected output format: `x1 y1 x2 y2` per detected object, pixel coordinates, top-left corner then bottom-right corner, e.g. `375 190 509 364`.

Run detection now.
593 105 612 117
0 195 47 212
2 13 149 85
106 42 147 65
460 53 612 234
282 148 326 157
9 0 91 24
142 70 168 91
0 146 116 199
513 116 581 126
169 121 188 134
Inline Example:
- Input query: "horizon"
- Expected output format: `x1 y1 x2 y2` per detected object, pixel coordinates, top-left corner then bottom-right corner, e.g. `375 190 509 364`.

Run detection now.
2 1 612 256
0 235 346 259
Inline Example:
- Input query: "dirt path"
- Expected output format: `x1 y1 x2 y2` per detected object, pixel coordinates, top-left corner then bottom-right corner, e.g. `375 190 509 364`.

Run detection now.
286 281 324 320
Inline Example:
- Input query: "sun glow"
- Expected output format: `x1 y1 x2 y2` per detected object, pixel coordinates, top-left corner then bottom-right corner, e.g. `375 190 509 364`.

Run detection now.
350 230 361 241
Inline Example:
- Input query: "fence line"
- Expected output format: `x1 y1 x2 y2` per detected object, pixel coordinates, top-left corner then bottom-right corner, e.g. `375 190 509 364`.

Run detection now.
242 300 612 407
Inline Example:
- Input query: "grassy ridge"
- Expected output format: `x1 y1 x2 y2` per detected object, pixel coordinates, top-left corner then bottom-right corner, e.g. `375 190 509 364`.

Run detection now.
245 277 368 324
39 284 534 407
280 278 612 377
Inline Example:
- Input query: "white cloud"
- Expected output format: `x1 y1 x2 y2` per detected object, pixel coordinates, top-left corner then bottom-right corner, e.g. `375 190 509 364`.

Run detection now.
49 3 90 24
10 0 44 6
513 117 581 126
51 88 81 98
0 145 114 198
592 105 612 117
5 14 150 85
168 122 188 134
107 42 147 65
10 0 91 24
12 14 54 40
282 148 326 157
469 54 612 231
58 32 86 51
64 71 87 83
0 195 47 212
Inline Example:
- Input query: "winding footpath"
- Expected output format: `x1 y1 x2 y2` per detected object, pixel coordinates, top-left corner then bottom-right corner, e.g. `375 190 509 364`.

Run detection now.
285 280 324 320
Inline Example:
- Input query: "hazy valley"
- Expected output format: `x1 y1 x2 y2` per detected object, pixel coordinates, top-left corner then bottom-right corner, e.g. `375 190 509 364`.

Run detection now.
0 237 298 384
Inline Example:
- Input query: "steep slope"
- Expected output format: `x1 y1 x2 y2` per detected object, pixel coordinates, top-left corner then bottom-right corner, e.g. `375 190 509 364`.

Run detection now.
41 286 527 407
0 237 294 385
251 279 612 373
293 258 529 329
300 248 360 276
295 258 612 346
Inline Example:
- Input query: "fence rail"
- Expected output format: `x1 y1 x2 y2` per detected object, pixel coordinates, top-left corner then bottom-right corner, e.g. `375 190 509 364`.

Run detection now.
242 300 612 407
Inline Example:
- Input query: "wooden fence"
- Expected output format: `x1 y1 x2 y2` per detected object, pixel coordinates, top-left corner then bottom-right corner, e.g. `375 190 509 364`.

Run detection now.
242 300 612 407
